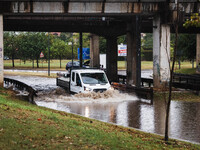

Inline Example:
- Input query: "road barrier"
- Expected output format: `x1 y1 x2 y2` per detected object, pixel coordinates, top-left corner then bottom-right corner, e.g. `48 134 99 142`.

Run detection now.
4 77 37 104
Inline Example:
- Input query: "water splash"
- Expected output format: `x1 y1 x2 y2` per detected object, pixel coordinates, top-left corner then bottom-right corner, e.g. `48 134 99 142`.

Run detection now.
35 88 138 103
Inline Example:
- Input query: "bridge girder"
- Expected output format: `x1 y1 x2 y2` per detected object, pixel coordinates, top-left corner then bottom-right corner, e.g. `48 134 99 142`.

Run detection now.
0 0 199 35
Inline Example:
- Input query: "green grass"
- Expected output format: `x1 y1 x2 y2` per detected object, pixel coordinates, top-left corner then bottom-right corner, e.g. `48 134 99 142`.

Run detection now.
154 91 200 102
4 59 197 73
4 59 71 70
117 61 196 71
0 88 200 149
174 68 196 74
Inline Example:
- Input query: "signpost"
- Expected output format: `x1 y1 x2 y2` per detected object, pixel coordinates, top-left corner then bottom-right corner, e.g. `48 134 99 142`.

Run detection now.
0 15 3 87
78 48 90 60
118 44 127 56
118 44 127 71
40 52 44 58
40 52 44 67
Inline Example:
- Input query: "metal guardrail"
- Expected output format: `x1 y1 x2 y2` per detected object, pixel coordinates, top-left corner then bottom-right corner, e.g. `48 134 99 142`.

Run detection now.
118 75 153 87
118 73 200 91
172 73 200 91
116 75 153 102
4 77 37 104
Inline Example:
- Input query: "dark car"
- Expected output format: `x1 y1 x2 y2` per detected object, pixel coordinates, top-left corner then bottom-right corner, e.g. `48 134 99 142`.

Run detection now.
66 60 91 71
83 60 90 67
66 61 80 70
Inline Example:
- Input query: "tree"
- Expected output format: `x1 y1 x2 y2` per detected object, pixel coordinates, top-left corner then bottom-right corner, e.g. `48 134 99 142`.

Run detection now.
17 32 32 64
50 38 69 68
17 32 48 68
164 0 179 142
183 13 200 28
99 37 106 54
177 34 196 68
4 32 19 67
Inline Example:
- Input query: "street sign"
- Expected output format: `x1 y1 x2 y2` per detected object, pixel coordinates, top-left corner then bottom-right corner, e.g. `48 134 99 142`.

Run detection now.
40 52 44 58
78 48 90 60
118 44 127 56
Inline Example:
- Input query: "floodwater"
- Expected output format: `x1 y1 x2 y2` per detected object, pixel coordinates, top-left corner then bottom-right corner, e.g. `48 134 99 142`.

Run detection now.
5 72 200 144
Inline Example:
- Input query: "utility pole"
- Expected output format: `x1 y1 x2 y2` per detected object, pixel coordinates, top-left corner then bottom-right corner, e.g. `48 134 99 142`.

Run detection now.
79 32 83 67
165 0 179 142
71 33 74 69
48 32 50 76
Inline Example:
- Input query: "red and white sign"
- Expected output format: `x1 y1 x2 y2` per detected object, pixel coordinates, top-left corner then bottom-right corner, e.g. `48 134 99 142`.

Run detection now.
40 52 44 58
118 44 127 56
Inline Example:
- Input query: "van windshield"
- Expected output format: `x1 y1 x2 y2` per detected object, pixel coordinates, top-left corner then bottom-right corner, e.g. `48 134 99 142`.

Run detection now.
81 73 108 84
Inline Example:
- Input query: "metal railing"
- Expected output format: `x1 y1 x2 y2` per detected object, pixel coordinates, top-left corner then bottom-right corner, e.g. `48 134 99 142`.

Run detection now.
4 77 37 104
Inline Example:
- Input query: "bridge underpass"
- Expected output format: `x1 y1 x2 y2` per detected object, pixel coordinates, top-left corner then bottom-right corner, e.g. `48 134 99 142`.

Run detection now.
0 0 200 89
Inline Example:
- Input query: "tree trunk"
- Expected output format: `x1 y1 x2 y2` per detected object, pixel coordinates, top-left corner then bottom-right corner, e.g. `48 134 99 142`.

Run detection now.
32 59 34 68
178 60 181 69
192 59 194 68
12 54 15 68
37 58 39 68
165 7 179 142
60 56 62 68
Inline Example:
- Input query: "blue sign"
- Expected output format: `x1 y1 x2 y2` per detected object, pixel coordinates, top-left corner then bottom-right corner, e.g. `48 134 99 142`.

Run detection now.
78 48 90 60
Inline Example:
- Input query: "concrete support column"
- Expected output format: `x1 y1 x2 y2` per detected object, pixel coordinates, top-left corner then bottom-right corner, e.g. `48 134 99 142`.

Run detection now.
127 23 137 85
153 15 170 88
90 34 100 68
196 34 200 73
0 15 3 87
126 16 141 87
106 36 118 82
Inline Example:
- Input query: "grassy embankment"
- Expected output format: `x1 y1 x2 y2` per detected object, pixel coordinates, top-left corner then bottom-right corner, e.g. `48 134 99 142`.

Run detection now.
0 88 200 149
154 91 200 102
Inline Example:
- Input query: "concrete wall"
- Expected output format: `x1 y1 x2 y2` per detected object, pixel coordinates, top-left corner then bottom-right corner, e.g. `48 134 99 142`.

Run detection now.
0 14 3 87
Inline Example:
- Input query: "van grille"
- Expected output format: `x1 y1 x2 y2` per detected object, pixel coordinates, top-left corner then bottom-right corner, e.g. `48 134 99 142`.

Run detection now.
93 89 107 93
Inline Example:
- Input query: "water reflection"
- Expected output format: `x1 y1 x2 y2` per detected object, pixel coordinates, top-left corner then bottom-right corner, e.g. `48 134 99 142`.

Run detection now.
36 99 200 143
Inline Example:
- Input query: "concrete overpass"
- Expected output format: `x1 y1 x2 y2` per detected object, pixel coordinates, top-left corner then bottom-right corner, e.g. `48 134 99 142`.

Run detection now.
0 0 200 88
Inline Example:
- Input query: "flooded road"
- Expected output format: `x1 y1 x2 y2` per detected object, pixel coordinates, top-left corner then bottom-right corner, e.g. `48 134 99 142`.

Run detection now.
5 74 200 144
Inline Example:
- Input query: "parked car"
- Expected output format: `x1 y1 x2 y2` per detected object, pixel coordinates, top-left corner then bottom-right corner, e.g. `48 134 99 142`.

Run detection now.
83 60 90 67
4 56 9 60
66 61 80 70
66 61 90 71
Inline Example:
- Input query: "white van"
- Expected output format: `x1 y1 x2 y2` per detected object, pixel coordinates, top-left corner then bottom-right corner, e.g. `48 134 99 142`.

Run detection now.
57 69 111 93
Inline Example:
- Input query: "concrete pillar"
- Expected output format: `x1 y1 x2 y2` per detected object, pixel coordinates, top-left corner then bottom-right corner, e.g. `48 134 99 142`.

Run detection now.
106 36 118 82
196 34 200 73
153 15 170 88
90 34 100 68
126 16 141 87
126 23 137 85
0 15 3 87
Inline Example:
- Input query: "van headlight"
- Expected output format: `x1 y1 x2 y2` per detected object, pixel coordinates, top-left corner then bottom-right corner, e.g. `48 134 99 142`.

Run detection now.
84 86 91 91
108 86 114 90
